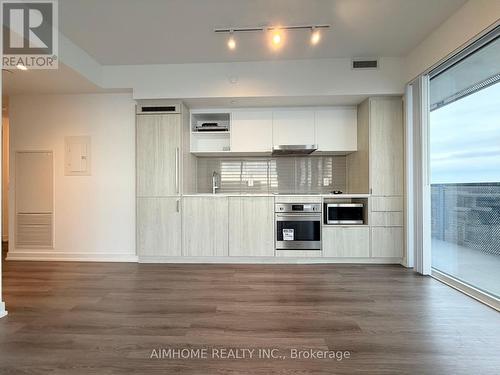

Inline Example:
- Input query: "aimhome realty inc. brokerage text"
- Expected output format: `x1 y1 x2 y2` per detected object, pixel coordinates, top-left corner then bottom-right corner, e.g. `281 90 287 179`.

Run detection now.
150 347 352 361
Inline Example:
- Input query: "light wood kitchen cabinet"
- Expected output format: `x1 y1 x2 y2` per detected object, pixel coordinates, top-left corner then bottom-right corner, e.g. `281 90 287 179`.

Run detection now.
322 227 370 257
231 110 273 152
371 196 404 212
272 110 315 146
369 98 404 196
315 108 357 152
136 114 181 197
371 212 404 226
370 195 404 257
228 197 274 257
182 197 228 256
371 227 404 258
137 197 181 257
347 97 403 195
345 97 405 260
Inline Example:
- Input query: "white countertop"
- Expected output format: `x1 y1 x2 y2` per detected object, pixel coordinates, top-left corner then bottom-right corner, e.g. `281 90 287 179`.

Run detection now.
182 193 370 198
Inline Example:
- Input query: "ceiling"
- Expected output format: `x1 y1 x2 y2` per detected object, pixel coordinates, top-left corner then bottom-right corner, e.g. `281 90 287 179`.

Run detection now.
59 0 467 65
2 65 129 95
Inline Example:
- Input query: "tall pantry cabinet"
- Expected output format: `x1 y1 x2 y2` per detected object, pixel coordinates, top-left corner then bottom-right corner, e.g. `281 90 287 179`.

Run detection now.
136 103 184 257
348 97 404 259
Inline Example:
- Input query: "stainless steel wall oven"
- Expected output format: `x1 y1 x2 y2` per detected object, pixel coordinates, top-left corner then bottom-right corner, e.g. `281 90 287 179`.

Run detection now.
275 203 321 250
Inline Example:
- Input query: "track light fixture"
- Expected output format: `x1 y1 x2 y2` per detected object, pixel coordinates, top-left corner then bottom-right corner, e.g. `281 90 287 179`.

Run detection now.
272 31 282 45
215 24 330 50
227 30 236 50
310 27 321 45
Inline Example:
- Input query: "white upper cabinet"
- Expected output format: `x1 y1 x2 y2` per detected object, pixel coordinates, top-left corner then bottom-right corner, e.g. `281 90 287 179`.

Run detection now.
272 110 315 146
231 110 273 152
191 107 358 154
315 108 357 152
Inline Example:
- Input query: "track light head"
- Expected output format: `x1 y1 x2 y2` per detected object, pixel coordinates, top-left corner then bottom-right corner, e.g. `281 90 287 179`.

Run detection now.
227 31 236 50
310 27 321 45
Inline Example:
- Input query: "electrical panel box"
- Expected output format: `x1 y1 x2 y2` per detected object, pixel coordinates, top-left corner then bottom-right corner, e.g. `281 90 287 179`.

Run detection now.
65 136 91 176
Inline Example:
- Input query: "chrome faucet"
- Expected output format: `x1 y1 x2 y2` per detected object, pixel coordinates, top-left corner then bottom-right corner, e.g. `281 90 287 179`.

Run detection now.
212 171 220 194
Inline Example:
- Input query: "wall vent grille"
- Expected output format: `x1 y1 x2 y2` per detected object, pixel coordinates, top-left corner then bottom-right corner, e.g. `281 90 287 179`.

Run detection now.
16 213 53 248
352 59 379 69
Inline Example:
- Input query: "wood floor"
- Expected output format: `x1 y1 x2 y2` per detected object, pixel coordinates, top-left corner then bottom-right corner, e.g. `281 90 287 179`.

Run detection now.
1 259 499 374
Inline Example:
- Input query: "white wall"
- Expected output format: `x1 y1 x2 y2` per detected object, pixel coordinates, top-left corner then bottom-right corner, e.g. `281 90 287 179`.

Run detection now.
405 0 500 81
102 57 405 99
0 71 5 318
8 93 137 261
2 112 9 242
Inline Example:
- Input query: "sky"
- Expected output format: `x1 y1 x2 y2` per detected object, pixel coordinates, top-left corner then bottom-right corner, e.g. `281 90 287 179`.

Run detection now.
430 82 500 184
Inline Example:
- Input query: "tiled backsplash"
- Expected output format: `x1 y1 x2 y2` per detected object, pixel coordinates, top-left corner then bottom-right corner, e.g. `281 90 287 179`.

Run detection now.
197 156 347 194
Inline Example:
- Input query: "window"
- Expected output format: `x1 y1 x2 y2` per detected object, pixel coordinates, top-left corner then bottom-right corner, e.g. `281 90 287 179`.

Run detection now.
429 35 500 299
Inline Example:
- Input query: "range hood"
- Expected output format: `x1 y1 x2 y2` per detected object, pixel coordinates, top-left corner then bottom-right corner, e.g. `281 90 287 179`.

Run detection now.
271 144 318 156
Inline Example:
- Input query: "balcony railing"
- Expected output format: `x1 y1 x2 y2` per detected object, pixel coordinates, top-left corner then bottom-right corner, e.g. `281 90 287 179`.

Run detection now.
431 182 500 256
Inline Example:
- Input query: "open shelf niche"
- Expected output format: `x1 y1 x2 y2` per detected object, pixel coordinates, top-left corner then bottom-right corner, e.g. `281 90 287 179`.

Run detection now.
190 111 231 154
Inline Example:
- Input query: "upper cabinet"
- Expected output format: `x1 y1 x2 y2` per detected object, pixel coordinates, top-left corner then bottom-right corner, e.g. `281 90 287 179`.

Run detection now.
369 98 404 196
137 114 181 197
190 111 231 155
190 107 358 155
346 97 403 196
231 110 273 153
315 108 357 152
272 110 315 146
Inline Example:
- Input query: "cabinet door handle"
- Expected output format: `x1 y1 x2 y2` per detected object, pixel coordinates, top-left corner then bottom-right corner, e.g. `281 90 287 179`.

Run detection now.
175 147 180 194
176 199 180 213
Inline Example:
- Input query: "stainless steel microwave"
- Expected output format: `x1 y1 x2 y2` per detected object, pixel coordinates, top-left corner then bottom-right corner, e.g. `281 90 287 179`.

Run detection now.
325 203 364 225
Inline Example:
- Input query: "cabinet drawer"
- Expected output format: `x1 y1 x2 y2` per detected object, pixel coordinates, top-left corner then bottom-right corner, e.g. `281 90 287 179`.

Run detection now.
371 196 403 212
275 250 322 258
274 196 322 204
323 227 370 257
371 212 403 226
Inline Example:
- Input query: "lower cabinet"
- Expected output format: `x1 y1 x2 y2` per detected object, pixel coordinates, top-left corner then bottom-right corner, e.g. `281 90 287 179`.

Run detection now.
371 227 404 258
370 195 404 258
228 197 274 257
182 197 229 256
322 226 370 257
137 197 181 257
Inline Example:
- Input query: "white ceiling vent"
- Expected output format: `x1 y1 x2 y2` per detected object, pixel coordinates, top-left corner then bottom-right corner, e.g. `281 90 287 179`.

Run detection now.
352 59 379 70
136 100 181 115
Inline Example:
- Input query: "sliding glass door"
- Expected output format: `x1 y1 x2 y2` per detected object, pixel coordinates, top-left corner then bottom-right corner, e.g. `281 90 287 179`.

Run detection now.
429 34 500 299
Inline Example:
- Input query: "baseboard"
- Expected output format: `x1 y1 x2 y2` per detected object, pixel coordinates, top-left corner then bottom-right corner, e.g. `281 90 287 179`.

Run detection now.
6 250 138 263
4 251 401 265
0 302 7 319
138 256 403 264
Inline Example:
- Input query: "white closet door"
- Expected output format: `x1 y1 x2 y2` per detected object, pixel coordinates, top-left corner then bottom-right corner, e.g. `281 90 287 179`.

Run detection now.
15 151 54 248
16 151 53 213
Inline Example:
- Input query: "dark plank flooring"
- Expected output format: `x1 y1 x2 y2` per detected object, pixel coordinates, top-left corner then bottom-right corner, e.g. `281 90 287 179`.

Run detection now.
1 258 499 374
